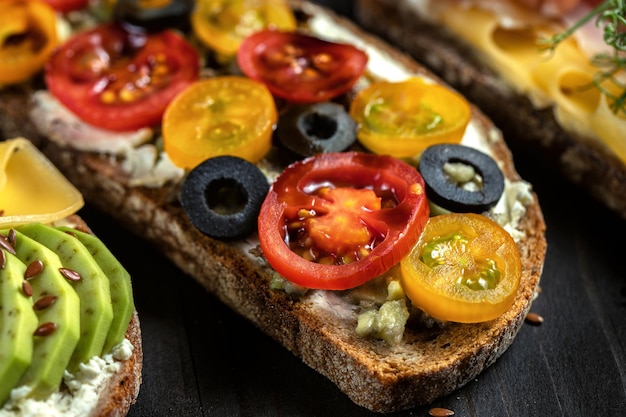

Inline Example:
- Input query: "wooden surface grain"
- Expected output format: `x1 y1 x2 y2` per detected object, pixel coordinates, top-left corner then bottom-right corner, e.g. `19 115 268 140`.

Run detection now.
76 1 625 416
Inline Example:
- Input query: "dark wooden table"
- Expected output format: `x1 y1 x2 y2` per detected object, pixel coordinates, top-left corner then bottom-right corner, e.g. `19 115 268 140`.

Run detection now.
76 1 626 416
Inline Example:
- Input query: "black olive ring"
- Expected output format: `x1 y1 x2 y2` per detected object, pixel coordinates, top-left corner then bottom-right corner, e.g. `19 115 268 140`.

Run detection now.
180 155 270 240
276 101 357 157
419 144 505 213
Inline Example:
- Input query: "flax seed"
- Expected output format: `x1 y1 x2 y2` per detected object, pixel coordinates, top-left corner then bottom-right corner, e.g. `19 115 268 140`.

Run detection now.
429 407 455 416
25 260 44 280
0 235 15 255
34 322 57 337
0 250 5 270
34 295 58 311
22 280 33 297
525 312 544 325
8 229 16 247
60 267 81 282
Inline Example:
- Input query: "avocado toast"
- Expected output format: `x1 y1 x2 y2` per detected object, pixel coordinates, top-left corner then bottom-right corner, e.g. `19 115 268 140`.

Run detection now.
0 138 142 417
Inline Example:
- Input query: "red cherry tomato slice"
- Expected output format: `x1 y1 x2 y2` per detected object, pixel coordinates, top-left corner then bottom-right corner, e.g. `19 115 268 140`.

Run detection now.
45 23 200 132
42 0 88 13
237 29 368 103
258 152 429 290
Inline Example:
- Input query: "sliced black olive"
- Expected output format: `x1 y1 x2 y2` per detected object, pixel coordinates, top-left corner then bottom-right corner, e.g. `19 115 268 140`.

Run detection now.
181 156 270 240
418 144 505 213
276 102 357 157
114 0 194 33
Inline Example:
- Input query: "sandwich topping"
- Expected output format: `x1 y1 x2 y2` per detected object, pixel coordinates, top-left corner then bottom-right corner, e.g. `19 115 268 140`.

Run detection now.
15 1 535 345
0 139 136 416
409 0 626 163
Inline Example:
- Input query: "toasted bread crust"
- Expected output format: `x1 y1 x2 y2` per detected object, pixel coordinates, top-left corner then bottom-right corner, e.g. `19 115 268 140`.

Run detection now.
355 0 626 219
94 311 142 417
0 1 544 412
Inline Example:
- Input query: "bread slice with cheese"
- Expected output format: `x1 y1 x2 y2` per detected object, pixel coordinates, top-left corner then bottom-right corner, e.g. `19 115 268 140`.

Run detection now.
0 0 545 412
355 0 626 220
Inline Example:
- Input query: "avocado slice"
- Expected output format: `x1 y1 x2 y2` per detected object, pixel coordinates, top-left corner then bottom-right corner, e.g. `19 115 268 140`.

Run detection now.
57 226 134 354
8 230 81 399
0 250 38 406
17 223 113 372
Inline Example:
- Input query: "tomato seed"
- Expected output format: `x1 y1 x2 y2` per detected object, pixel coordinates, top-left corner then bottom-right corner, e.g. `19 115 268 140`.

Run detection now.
34 322 57 337
25 260 44 280
429 407 455 416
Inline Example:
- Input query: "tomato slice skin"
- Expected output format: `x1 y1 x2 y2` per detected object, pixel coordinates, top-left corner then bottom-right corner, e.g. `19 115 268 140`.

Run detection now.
0 0 58 85
162 76 277 169
237 29 368 103
350 77 472 158
258 152 429 290
44 23 200 132
400 213 522 323
43 0 88 13
191 0 297 57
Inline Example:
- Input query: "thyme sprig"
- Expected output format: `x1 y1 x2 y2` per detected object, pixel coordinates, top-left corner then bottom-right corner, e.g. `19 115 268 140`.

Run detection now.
539 0 626 116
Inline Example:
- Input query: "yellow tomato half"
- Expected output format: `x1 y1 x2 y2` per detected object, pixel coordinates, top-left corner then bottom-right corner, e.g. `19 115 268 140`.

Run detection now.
0 0 58 85
350 77 471 158
400 213 521 323
162 76 277 169
191 0 296 57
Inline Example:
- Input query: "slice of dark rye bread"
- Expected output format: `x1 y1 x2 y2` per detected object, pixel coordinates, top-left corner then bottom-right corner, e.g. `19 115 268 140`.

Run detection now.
355 0 626 220
0 0 545 412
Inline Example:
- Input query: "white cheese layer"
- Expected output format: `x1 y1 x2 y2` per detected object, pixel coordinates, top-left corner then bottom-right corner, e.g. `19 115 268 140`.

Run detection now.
403 0 626 163
0 340 133 417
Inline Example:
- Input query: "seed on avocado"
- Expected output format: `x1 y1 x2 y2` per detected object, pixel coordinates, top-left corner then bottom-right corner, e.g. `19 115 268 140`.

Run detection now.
34 322 57 337
34 295 58 311
25 260 44 280
0 250 5 270
8 229 16 247
0 235 15 255
22 280 33 297
59 267 81 282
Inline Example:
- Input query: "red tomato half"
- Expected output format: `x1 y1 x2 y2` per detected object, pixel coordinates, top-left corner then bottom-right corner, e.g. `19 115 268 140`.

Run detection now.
45 23 200 132
43 0 88 13
258 152 429 290
237 30 368 103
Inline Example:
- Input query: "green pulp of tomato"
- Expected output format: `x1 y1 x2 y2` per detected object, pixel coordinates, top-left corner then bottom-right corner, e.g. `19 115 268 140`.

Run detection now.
420 232 501 290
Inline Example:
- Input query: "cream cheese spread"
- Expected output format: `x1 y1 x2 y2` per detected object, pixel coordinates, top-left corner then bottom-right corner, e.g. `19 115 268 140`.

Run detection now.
0 340 133 417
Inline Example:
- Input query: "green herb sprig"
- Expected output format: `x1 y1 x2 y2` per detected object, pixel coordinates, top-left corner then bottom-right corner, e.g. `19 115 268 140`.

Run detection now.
539 0 626 116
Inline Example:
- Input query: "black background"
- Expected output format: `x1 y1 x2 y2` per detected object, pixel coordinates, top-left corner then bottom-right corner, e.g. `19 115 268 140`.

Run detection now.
75 1 626 416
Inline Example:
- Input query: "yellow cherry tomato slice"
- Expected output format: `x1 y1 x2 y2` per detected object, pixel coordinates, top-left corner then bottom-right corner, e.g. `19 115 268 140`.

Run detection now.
191 0 297 57
0 0 58 85
162 76 277 169
349 77 472 158
400 213 521 323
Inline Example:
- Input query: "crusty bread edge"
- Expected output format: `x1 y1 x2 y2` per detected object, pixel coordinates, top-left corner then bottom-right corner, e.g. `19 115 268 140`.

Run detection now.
354 0 626 219
91 311 142 417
